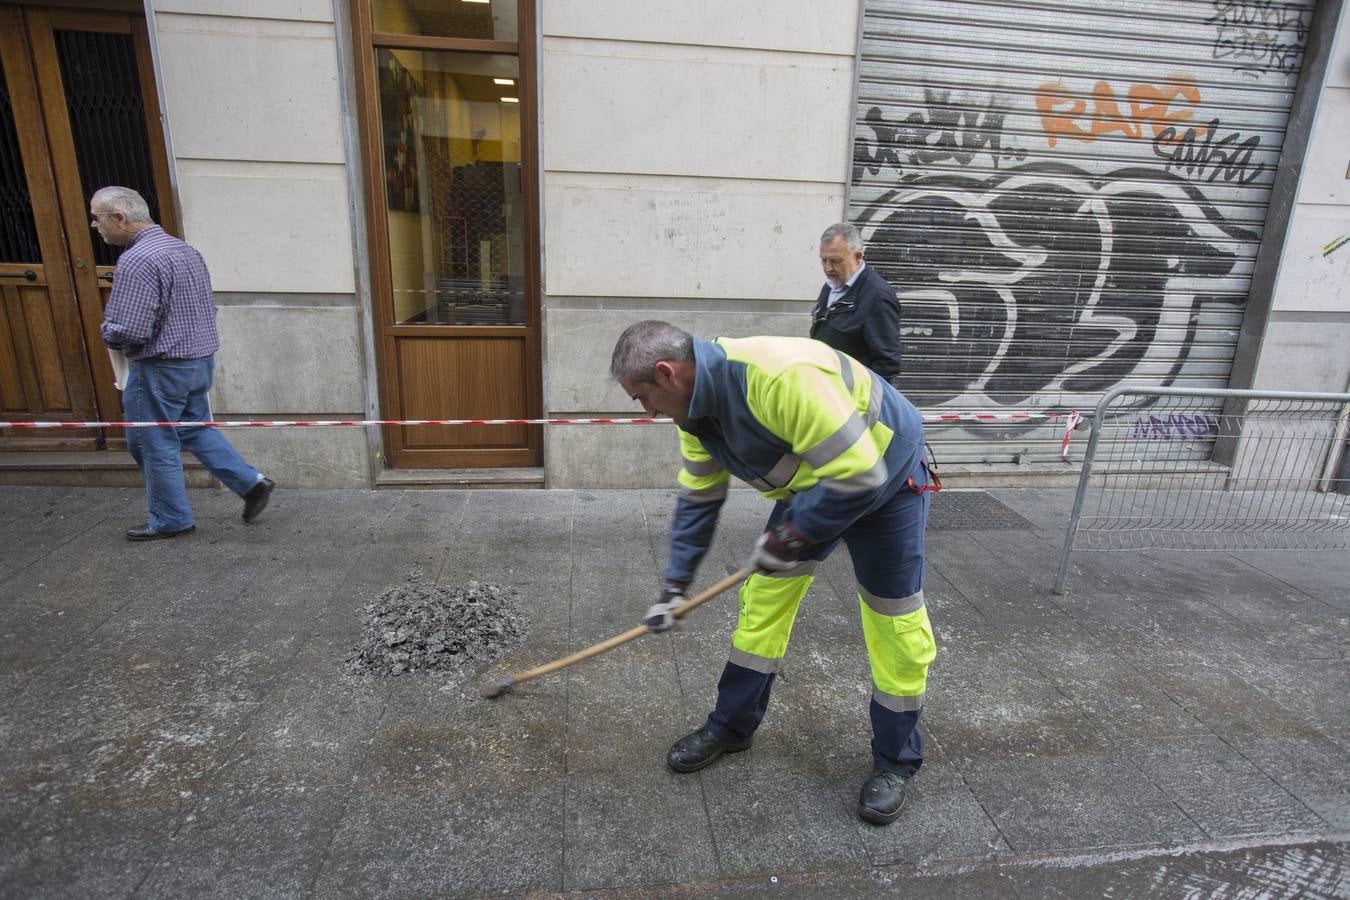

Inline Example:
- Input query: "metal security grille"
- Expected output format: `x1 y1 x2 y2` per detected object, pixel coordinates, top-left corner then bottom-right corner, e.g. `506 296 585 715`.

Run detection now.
848 0 1314 466
54 29 160 267
0 65 42 264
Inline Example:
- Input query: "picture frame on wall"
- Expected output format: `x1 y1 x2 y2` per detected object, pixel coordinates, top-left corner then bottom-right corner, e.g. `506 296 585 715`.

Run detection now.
379 52 419 214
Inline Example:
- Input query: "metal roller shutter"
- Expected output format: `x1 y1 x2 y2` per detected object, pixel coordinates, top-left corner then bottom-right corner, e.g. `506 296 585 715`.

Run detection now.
846 0 1315 465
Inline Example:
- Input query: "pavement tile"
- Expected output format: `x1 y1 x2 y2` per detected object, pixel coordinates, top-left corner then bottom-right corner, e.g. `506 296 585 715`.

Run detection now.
358 675 566 789
1143 663 1327 741
314 776 566 897
922 641 1112 769
1 485 1346 896
0 486 140 579
0 803 175 898
1241 734 1350 830
463 489 575 518
134 783 349 899
962 752 1205 851
1227 549 1350 612
563 770 721 891
1121 733 1325 837
1220 655 1350 736
1012 627 1210 739
210 648 389 789
1010 840 1350 899
698 753 871 879
854 752 1010 866
563 638 691 776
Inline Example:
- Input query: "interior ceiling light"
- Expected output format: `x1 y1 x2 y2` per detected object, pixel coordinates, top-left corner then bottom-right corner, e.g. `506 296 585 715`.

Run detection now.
493 78 515 85
501 96 519 103
463 0 490 4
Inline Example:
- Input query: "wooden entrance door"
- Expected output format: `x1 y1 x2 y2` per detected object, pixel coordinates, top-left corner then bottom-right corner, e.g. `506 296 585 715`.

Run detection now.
0 2 174 449
353 0 542 469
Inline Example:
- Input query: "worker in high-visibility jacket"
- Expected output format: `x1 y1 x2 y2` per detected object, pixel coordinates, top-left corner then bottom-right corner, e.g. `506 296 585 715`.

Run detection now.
610 320 938 826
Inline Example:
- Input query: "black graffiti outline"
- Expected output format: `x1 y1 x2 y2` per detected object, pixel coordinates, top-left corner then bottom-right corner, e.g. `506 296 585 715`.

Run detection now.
1153 118 1269 185
855 163 1257 414
853 89 1028 184
1207 0 1309 77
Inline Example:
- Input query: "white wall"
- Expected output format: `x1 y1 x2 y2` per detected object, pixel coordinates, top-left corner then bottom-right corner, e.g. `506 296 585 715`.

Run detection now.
1256 3 1350 394
150 1 368 486
540 1 861 486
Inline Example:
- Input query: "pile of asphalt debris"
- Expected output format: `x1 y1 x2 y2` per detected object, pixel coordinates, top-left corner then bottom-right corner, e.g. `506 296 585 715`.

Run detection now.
346 574 528 677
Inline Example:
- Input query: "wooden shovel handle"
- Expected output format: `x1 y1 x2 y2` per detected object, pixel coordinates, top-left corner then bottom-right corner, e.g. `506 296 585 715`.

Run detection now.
505 567 750 687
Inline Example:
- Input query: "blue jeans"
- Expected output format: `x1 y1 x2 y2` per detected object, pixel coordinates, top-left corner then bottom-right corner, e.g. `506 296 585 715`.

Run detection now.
122 356 262 532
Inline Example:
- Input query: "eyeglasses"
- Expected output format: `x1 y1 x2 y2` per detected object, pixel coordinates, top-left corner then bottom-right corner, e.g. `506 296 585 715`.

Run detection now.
90 211 117 222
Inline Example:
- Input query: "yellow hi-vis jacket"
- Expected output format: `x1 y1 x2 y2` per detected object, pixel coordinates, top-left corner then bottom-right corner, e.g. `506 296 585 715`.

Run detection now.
664 336 926 584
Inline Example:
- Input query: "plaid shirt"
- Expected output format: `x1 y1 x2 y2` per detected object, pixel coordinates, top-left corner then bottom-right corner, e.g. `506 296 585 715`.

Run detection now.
100 226 220 360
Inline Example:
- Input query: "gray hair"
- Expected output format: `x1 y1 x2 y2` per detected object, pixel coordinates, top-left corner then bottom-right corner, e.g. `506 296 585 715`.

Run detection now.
820 222 863 253
610 320 694 383
92 186 153 224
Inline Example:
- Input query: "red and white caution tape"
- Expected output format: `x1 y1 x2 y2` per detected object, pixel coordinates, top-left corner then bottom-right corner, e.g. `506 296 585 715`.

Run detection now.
0 411 1080 430
1060 410 1085 459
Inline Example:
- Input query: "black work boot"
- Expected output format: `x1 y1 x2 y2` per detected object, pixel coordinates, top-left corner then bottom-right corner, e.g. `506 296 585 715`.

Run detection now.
857 768 908 825
666 727 752 773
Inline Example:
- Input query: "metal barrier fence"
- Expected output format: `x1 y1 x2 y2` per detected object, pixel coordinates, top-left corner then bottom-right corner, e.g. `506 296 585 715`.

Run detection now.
1053 387 1350 594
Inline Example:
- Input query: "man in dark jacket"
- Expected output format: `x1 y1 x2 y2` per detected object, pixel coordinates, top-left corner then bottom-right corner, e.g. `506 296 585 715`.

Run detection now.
810 222 902 386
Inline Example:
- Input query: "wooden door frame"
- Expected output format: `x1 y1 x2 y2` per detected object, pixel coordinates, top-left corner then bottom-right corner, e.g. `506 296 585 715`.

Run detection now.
0 4 97 444
23 4 177 433
350 0 543 468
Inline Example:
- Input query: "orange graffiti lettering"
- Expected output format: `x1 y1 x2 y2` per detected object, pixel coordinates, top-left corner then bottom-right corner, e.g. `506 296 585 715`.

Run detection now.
1128 77 1207 143
1036 77 1206 148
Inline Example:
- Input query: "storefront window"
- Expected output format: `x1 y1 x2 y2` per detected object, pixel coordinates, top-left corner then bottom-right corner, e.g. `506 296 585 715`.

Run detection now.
372 0 517 42
376 49 525 325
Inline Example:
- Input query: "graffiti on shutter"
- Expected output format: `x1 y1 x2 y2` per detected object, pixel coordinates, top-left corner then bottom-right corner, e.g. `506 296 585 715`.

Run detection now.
848 0 1313 464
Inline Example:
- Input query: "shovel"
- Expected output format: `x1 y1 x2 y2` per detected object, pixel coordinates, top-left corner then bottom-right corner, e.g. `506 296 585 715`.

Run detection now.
482 567 750 699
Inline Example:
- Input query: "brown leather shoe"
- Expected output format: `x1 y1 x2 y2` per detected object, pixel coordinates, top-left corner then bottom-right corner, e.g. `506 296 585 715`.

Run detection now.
666 727 752 773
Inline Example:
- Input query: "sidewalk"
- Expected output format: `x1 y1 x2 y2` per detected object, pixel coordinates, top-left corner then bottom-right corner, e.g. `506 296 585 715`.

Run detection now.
0 485 1346 897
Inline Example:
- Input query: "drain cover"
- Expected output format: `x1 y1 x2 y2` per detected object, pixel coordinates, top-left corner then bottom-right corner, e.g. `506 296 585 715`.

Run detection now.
927 491 1032 531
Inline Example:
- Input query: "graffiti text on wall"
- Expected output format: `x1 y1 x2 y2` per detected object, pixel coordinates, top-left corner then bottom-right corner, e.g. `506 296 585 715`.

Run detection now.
1036 78 1268 186
1208 0 1309 78
1129 413 1220 440
1036 78 1203 148
857 165 1256 410
1152 118 1267 185
854 89 1027 183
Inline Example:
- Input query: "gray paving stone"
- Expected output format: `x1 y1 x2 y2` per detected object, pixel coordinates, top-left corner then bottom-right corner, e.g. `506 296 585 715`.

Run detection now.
1012 627 1210 739
1144 664 1328 741
963 752 1205 851
698 753 871 878
316 778 566 897
923 639 1112 769
1122 734 1325 838
0 485 1344 896
134 783 349 899
0 803 174 898
854 752 1010 866
563 771 721 891
1242 734 1350 830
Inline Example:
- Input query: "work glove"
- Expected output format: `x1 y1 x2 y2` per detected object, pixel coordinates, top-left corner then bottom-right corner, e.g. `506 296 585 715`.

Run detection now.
643 581 689 632
750 520 809 573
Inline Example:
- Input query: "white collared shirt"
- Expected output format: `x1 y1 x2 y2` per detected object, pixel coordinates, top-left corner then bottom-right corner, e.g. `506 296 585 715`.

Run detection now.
826 261 866 308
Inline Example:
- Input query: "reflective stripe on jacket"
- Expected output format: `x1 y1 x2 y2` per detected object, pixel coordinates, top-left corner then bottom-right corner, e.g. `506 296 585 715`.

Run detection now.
664 335 925 584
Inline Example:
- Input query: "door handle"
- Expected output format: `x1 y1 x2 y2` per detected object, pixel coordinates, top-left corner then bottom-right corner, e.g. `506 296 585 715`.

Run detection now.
0 270 37 281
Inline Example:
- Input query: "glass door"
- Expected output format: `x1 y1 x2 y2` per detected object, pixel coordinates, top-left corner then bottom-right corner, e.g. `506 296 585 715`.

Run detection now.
355 0 541 468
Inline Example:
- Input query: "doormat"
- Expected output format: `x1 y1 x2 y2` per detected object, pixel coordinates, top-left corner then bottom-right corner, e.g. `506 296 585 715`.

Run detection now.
927 490 1033 531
